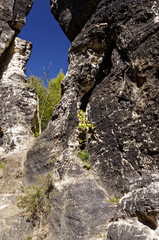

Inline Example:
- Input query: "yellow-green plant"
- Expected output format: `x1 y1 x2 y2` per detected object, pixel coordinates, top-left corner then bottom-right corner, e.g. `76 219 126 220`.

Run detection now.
77 150 89 161
77 150 91 170
27 236 32 240
108 196 121 205
76 110 95 148
77 110 95 132
0 161 4 169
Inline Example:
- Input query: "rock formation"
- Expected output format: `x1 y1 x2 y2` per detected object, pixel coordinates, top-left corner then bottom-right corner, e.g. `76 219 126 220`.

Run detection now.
0 0 159 239
0 0 35 155
0 1 36 239
107 174 159 240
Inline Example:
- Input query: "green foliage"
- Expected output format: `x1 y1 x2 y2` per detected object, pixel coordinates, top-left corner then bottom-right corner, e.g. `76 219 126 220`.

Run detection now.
45 70 64 127
17 185 44 218
76 110 95 169
83 164 91 170
77 110 95 132
27 236 32 240
108 196 121 205
77 150 91 170
0 161 4 169
17 174 54 221
76 110 95 149
27 70 64 136
77 150 89 161
22 236 32 240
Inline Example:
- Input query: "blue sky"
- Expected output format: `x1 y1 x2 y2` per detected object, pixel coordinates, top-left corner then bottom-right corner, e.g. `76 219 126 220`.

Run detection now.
19 0 71 80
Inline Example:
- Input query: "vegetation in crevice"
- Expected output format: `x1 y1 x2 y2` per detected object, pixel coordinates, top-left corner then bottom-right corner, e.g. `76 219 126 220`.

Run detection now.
76 109 95 149
107 195 121 205
76 110 95 169
77 150 91 170
26 236 32 240
17 173 54 224
0 161 4 169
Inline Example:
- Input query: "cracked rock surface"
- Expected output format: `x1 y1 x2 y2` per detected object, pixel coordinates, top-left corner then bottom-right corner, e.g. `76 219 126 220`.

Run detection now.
107 174 159 240
0 1 36 239
25 0 159 239
0 0 35 155
0 0 159 239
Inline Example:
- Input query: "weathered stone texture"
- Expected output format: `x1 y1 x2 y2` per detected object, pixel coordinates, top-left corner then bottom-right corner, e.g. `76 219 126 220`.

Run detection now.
0 147 35 240
24 0 159 239
107 174 159 240
0 0 33 55
0 0 159 239
0 0 36 155
50 0 101 41
28 0 159 191
0 1 37 239
0 37 36 155
48 164 116 240
29 0 158 238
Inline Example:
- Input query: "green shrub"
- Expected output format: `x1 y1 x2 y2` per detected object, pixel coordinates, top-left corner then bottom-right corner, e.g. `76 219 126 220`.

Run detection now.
17 185 44 218
77 110 95 132
77 150 89 161
76 110 95 149
77 150 91 170
108 196 121 205
17 174 54 221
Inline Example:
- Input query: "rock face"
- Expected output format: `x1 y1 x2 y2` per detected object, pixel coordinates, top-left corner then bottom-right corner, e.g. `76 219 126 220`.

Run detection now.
0 1 36 240
42 0 159 195
50 0 101 41
25 0 159 239
0 37 36 155
0 0 159 239
0 0 33 55
0 0 35 155
107 174 159 240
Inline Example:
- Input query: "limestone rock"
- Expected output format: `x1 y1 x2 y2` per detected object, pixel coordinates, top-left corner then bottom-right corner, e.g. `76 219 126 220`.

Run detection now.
27 0 159 192
50 0 101 41
25 0 159 238
107 173 159 240
48 163 116 240
0 0 36 156
0 0 33 55
0 0 159 239
0 1 37 239
0 37 36 155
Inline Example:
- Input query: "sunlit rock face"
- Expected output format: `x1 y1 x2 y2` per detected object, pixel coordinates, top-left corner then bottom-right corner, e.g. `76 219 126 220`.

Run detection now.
107 174 159 240
0 0 33 55
0 37 36 155
24 0 159 239
0 0 36 155
46 0 159 193
0 0 159 239
0 1 37 239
